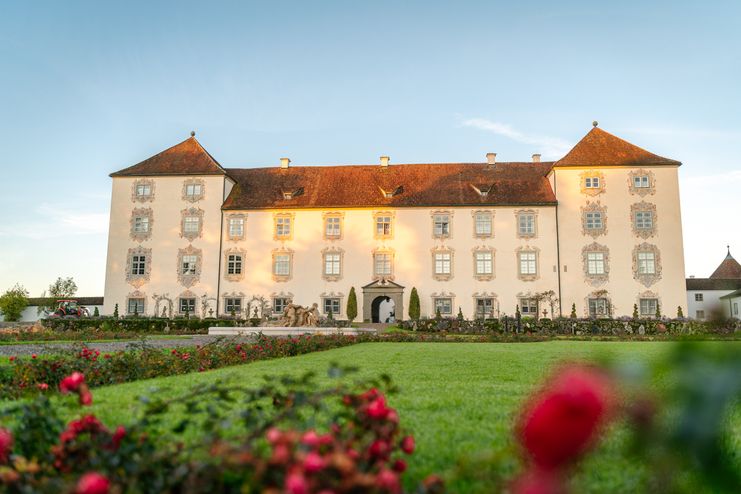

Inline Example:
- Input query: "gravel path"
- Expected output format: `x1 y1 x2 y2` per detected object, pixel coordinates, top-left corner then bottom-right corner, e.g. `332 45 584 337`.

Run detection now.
0 335 242 357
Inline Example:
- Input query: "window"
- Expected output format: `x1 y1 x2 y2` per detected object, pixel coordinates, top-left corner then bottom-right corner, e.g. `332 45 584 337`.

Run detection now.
519 251 537 275
433 214 450 237
475 298 494 319
324 253 341 276
133 216 150 233
185 183 202 199
131 255 146 275
588 298 608 317
474 212 492 237
135 183 151 197
634 175 650 188
228 217 244 238
695 310 705 319
475 251 493 276
519 298 538 315
639 298 658 316
433 297 452 316
518 214 535 236
635 211 653 230
434 252 451 275
127 298 144 315
273 297 290 314
637 252 656 274
179 298 196 314
585 177 600 189
586 252 605 275
734 302 739 317
374 253 392 277
225 298 242 315
227 254 242 275
695 293 704 302
183 215 200 233
275 216 291 239
375 215 392 238
585 212 603 230
323 298 341 315
274 254 291 276
182 255 198 275
325 216 341 238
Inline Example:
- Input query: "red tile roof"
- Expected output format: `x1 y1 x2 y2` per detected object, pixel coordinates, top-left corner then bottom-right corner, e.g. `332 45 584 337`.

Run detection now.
110 136 226 177
709 251 741 279
222 162 557 210
554 127 681 167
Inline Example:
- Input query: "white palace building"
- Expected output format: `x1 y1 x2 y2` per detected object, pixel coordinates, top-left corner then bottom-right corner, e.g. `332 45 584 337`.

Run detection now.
103 124 687 322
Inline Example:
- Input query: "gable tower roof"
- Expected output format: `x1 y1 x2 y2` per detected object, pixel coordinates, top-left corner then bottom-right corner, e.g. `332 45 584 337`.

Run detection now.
110 135 226 177
709 247 741 279
554 127 681 167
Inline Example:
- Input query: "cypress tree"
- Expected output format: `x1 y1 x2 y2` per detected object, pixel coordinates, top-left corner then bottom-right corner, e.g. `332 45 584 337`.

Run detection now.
677 306 684 318
113 303 119 319
655 302 661 319
570 303 577 319
346 287 358 322
633 304 639 319
409 287 421 321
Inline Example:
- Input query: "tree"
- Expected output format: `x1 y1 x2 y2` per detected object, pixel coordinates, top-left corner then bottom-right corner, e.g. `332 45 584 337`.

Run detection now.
633 304 639 319
113 303 119 318
48 277 78 299
0 284 29 322
409 288 420 321
570 303 577 319
655 302 661 319
346 287 358 322
457 307 464 323
677 306 684 318
93 307 100 317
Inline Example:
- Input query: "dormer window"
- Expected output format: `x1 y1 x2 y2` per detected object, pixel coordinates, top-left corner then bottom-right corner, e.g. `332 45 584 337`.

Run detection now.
380 186 403 198
282 187 304 200
471 184 492 197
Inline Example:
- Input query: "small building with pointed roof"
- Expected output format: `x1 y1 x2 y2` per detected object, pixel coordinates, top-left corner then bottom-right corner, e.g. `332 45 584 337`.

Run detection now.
686 248 741 320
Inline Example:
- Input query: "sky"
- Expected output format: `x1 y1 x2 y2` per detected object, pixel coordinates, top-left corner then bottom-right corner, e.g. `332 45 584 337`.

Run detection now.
0 0 739 296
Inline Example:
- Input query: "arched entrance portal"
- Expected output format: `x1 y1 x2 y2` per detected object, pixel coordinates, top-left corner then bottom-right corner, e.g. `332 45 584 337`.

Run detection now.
371 296 396 323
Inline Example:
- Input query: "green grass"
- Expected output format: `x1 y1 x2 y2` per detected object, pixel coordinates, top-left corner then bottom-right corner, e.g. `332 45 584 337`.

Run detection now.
0 335 192 346
63 342 740 492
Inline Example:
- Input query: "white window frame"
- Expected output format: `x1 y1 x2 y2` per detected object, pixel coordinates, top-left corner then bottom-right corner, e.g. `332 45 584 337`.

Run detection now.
585 211 603 230
518 214 535 236
694 293 703 302
637 251 656 274
374 252 392 277
182 255 198 275
519 298 538 315
273 297 291 314
133 216 150 233
322 298 341 315
324 252 341 276
179 297 196 314
433 297 453 316
185 183 203 199
585 176 600 189
634 175 650 188
228 217 244 238
274 254 291 276
325 216 341 239
519 251 537 275
225 298 242 315
227 254 242 275
475 251 493 276
635 211 653 230
275 216 291 239
135 183 151 197
433 252 452 275
696 310 705 319
127 298 145 315
474 212 492 237
433 214 451 237
131 255 146 275
639 298 658 316
588 298 608 317
475 297 494 318
375 215 393 238
586 252 605 275
183 215 200 233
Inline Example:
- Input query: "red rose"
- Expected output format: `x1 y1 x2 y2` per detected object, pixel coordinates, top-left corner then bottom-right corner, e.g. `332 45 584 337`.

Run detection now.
37 383 49 391
79 388 93 406
517 365 615 470
376 468 401 493
369 439 390 460
31 354 37 359
0 428 13 463
367 396 391 420
285 471 308 494
76 472 110 494
304 451 325 473
392 458 407 472
400 435 415 454
60 372 85 394
301 430 320 448
111 426 126 449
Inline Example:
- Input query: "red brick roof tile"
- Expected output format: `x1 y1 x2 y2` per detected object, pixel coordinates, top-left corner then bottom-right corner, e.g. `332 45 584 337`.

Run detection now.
709 251 741 279
110 136 226 177
555 127 681 167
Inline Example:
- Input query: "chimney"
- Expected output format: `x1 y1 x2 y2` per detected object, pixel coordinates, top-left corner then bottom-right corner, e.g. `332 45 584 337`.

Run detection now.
280 157 291 169
486 153 496 165
380 156 390 167
532 153 541 163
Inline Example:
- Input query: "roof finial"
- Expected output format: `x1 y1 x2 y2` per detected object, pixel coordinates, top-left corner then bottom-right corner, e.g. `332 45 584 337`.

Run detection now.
190 131 196 137
592 120 599 127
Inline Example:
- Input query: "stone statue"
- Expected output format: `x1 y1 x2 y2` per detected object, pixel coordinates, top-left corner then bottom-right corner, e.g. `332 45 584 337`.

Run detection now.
280 303 320 327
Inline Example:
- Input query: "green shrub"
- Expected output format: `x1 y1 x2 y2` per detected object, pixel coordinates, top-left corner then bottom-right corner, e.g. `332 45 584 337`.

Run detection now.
346 286 358 322
0 284 29 322
409 287 421 321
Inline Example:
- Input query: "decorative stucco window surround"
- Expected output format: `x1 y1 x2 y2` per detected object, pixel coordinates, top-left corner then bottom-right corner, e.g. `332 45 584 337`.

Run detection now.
582 242 610 286
472 291 499 319
472 246 495 281
580 170 606 196
152 293 173 318
177 245 202 288
321 247 344 282
636 290 661 317
584 290 612 318
632 242 662 287
320 291 344 316
273 213 295 241
223 248 246 282
177 290 198 316
430 291 456 316
222 291 246 316
372 248 395 281
430 246 454 281
226 213 247 241
129 207 154 242
182 178 205 202
628 169 656 197
271 292 294 314
180 207 205 241
515 209 538 239
516 246 540 282
323 212 344 240
272 248 294 282
126 290 147 315
431 210 453 239
630 201 658 239
472 210 494 239
131 179 155 203
580 201 607 238
126 246 152 288
373 211 395 240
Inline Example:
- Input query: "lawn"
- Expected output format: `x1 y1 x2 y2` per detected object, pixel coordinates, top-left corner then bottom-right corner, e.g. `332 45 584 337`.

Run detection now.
74 341 740 492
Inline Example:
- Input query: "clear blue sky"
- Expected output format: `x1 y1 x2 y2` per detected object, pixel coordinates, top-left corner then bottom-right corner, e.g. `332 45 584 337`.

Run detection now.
1 0 739 295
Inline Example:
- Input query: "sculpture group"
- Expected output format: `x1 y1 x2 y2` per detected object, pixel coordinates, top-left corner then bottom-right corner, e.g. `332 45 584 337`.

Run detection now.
279 303 321 327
